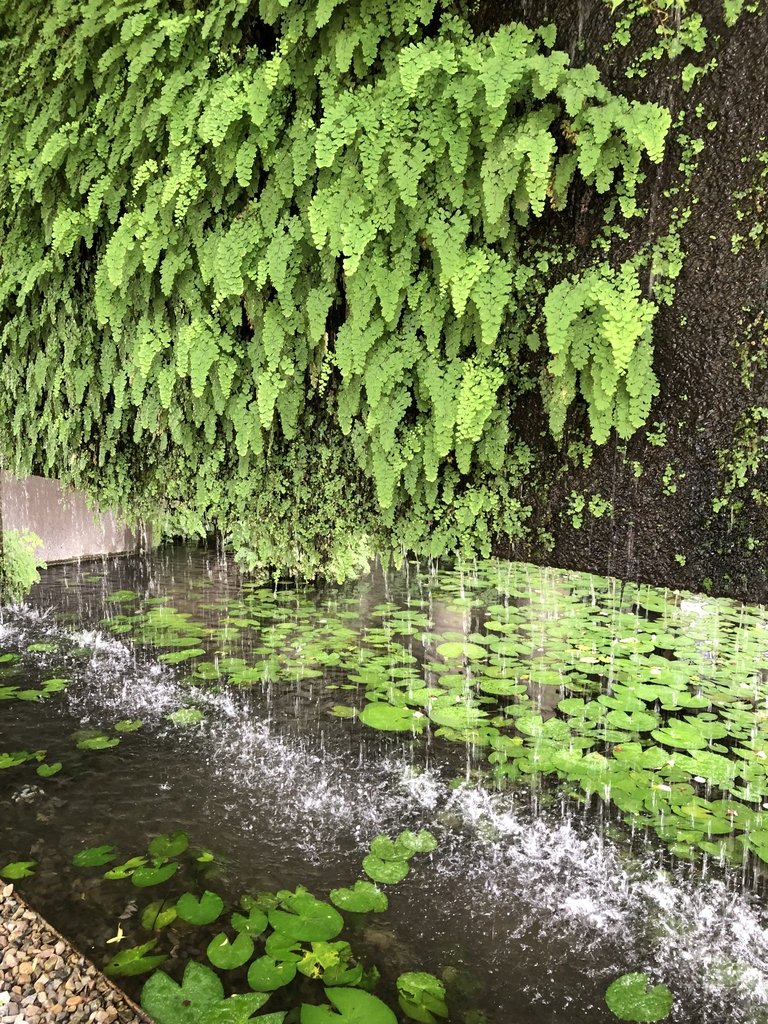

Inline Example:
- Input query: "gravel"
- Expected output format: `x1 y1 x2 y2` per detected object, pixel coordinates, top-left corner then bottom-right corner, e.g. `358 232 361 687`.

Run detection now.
0 884 152 1024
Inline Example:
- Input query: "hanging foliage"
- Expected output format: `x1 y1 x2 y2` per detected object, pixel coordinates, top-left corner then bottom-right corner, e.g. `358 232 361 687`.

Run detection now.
0 0 670 576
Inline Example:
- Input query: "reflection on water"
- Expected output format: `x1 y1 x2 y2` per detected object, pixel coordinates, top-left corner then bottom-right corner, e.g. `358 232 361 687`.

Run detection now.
0 546 767 1023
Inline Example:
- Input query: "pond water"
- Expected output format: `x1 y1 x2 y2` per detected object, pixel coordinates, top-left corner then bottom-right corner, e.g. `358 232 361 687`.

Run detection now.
2 545 768 1023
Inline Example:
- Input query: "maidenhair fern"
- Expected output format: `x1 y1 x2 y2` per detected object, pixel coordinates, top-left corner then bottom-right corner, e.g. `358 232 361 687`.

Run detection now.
0 0 673 576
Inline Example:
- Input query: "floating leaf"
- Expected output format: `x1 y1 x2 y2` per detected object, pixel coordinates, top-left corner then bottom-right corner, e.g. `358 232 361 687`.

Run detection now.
148 831 189 860
268 889 344 942
358 703 424 732
300 987 398 1024
397 971 449 1023
141 900 178 931
329 881 388 914
132 863 179 888
73 845 118 868
200 995 276 1024
394 830 437 856
104 940 166 978
605 973 673 1022
177 890 225 925
362 855 409 884
166 708 206 726
36 761 62 778
0 860 36 879
436 642 488 660
231 906 268 935
247 957 298 992
115 719 144 733
207 931 254 970
142 961 224 1024
0 751 33 769
77 735 120 751
105 856 147 880
159 649 207 664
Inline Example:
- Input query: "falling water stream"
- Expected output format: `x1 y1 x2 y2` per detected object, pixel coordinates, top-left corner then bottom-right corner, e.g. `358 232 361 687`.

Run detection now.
2 546 768 1023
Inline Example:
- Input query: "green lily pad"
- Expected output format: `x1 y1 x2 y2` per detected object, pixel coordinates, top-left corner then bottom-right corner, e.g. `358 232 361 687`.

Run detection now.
329 881 388 914
0 860 36 879
131 862 179 888
159 648 207 664
105 940 167 978
148 831 189 860
115 719 144 733
362 855 409 884
397 971 449 1023
604 973 673 1022
247 957 298 992
358 702 424 732
166 708 206 726
268 889 344 942
36 761 63 778
141 961 224 1024
300 987 398 1024
207 931 254 970
77 735 120 751
201 996 278 1024
72 844 118 867
177 890 225 925
104 856 147 880
428 703 488 730
436 642 488 661
231 906 268 935
141 900 178 931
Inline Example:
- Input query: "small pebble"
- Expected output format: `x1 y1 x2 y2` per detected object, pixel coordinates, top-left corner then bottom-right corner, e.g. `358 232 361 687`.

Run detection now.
0 886 151 1023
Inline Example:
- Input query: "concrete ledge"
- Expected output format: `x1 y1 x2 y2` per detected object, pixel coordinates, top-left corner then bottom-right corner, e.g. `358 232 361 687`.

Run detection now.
0 473 148 564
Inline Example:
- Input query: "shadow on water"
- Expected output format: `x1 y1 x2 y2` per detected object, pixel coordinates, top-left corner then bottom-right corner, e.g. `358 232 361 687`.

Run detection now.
1 546 768 1022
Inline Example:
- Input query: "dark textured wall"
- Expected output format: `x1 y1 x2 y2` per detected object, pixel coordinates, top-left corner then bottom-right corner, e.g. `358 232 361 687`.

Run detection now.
482 1 768 600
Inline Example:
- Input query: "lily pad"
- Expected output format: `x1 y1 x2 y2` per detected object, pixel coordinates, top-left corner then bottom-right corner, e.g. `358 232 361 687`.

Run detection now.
231 906 268 935
397 971 449 1023
77 735 120 751
141 961 224 1024
268 889 344 942
115 719 144 733
359 702 425 732
177 890 225 926
605 973 673 1022
166 708 206 726
300 987 398 1024
436 642 488 661
148 831 189 860
247 957 298 992
207 931 254 970
141 900 178 931
105 940 167 978
72 845 118 868
362 855 409 884
131 862 179 888
329 881 388 914
0 860 36 879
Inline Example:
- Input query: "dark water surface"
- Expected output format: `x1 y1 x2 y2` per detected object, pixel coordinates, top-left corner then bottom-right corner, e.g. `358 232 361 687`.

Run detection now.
1 546 768 1023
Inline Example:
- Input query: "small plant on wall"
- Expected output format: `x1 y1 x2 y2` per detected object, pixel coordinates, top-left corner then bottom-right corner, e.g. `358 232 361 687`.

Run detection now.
0 528 45 603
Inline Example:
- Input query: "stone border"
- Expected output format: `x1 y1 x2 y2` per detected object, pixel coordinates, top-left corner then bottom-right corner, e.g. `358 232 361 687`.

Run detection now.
0 884 153 1024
